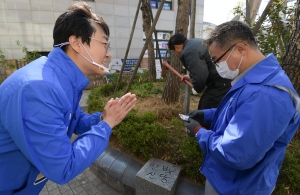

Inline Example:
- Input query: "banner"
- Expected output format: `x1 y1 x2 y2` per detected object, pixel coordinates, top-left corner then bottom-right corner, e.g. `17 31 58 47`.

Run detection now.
110 59 138 71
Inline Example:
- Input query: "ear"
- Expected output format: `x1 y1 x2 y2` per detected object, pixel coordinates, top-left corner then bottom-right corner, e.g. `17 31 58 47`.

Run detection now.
68 35 81 53
174 44 183 51
236 43 247 55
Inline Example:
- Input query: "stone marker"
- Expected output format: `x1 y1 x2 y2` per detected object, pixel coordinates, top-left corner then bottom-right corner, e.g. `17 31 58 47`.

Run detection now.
136 158 181 195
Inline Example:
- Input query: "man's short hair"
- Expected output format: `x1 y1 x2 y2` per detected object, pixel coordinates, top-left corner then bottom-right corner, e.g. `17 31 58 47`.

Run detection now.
203 21 257 50
53 2 110 51
168 34 187 50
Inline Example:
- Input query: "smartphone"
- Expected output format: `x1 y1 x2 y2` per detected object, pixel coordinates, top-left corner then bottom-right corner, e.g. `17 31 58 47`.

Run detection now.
179 114 189 121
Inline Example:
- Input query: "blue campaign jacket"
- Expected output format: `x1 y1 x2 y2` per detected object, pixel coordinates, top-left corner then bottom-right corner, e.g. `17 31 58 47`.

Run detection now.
196 54 300 195
0 48 112 194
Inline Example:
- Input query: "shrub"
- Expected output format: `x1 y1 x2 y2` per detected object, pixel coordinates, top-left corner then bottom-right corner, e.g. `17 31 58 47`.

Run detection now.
178 137 205 183
113 110 172 160
87 82 207 185
131 82 163 97
16 40 41 63
274 139 300 195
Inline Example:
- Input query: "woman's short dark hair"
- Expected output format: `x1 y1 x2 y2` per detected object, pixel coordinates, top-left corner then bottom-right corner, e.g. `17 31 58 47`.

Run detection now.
168 34 187 50
203 21 257 50
53 2 110 51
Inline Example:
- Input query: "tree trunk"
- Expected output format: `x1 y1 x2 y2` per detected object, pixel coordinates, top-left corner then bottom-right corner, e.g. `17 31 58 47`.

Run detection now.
162 0 190 104
184 0 196 114
282 0 300 138
282 0 300 93
141 0 156 82
246 0 262 25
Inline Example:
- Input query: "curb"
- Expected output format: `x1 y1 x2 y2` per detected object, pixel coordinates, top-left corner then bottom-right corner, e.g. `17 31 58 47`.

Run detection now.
90 146 205 195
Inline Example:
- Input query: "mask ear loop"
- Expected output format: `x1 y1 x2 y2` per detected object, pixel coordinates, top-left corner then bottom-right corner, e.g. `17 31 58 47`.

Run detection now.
79 41 110 73
54 42 70 48
237 56 243 69
225 46 235 61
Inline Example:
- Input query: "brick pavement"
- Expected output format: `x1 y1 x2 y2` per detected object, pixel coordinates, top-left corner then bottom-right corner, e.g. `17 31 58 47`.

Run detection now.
40 168 122 195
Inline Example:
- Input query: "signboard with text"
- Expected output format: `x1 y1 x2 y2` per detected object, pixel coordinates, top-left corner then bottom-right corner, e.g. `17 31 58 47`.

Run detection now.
110 59 138 71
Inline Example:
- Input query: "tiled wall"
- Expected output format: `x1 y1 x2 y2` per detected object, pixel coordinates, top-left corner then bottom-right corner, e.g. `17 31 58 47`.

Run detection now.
0 0 204 60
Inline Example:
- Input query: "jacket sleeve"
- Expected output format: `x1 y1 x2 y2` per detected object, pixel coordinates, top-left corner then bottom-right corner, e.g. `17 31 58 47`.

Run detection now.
182 50 209 93
4 82 112 184
202 108 216 122
73 108 101 135
196 89 294 170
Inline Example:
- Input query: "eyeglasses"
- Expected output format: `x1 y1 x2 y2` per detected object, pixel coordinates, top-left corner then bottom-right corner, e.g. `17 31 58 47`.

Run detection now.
212 44 236 65
89 37 111 52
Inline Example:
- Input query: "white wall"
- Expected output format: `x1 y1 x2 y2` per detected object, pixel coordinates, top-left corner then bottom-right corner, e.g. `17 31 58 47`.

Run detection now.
0 0 204 60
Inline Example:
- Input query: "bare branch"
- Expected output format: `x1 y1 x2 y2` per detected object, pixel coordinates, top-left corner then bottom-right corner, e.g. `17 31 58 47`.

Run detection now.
253 0 276 36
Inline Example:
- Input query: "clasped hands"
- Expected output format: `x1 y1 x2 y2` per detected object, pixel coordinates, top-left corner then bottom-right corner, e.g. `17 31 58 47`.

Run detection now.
100 93 137 128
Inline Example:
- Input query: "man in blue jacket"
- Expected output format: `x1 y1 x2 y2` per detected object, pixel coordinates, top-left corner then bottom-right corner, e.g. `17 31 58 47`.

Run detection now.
184 21 300 195
0 2 136 194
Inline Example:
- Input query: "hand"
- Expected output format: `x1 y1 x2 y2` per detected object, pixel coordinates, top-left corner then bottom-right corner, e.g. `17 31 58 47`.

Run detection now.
101 93 137 128
181 75 190 83
192 88 199 95
184 118 203 137
187 110 204 123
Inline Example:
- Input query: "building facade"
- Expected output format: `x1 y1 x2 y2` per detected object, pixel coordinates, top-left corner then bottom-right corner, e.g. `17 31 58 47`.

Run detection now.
0 0 204 61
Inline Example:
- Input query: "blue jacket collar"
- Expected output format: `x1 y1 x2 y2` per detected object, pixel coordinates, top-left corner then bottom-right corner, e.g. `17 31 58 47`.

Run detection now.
47 48 90 91
231 54 281 90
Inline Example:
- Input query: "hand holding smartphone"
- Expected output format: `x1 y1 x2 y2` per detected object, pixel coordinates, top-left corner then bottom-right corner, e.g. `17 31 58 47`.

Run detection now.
179 114 189 121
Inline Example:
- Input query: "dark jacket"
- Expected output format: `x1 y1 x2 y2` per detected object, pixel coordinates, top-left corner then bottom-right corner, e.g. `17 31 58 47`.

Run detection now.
179 38 231 109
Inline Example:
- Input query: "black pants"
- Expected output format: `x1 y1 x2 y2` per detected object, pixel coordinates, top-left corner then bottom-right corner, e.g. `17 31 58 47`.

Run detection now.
198 78 231 128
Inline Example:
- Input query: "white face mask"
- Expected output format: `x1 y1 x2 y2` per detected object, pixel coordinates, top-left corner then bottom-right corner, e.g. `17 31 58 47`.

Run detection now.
216 46 243 79
54 41 111 73
78 41 110 73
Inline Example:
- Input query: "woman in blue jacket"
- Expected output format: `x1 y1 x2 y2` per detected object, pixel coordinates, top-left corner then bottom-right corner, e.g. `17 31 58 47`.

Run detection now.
184 21 300 195
0 2 136 194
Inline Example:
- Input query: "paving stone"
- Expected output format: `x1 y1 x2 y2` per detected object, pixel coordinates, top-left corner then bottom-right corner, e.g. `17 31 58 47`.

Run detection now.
77 177 89 185
85 186 99 195
39 190 49 195
47 182 58 192
72 185 84 194
81 182 94 191
68 180 80 189
91 178 102 187
87 173 98 181
61 189 74 195
58 184 71 193
48 188 61 195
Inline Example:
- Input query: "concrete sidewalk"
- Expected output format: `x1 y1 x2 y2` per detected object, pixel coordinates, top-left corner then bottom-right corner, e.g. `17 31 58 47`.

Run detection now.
40 168 121 195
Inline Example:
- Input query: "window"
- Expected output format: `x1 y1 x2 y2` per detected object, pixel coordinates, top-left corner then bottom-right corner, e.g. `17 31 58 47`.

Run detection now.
150 0 172 10
143 31 172 59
